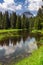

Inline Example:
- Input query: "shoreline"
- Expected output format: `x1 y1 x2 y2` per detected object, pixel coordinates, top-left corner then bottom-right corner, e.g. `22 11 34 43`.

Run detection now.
0 29 43 41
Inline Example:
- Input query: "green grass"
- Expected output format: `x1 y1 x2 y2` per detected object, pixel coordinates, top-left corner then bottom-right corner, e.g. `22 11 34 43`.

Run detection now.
0 29 43 41
32 30 43 34
0 29 22 41
0 29 22 33
40 40 43 44
14 46 43 65
0 63 2 65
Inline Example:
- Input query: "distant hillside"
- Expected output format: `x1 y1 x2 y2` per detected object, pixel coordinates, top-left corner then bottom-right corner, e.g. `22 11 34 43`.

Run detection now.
22 11 33 18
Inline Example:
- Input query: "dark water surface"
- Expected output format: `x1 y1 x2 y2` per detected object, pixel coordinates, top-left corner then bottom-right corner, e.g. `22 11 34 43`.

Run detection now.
0 31 43 65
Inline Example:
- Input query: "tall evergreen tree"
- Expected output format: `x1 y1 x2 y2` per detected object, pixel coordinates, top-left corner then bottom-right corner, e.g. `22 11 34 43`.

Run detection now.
10 12 17 28
3 11 10 29
16 16 21 29
21 14 26 29
0 12 3 29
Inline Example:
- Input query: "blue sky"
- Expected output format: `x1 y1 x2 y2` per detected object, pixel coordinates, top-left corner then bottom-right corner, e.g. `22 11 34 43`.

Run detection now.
0 0 4 3
0 0 43 15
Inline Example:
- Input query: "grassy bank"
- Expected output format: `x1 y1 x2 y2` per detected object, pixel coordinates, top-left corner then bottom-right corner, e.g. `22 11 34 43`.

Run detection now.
14 46 43 65
32 30 43 34
0 29 22 41
0 29 43 41
0 29 43 34
0 29 22 33
0 63 2 65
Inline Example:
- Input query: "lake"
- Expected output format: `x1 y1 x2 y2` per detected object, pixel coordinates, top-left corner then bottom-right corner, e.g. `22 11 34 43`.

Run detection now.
0 30 43 65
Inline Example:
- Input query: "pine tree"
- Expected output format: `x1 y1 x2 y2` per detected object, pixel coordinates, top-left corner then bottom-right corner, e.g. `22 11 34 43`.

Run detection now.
16 16 21 29
10 12 17 28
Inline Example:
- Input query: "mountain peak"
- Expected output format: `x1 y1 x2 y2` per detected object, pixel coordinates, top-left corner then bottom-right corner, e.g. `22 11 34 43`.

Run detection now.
23 11 33 18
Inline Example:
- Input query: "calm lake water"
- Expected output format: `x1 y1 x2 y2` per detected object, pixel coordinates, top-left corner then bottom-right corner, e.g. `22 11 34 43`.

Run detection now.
0 31 43 65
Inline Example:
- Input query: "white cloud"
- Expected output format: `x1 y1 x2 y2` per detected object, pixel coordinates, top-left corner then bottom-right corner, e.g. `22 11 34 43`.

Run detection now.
28 2 41 11
0 0 43 15
41 1 43 6
28 0 42 2
4 0 14 4
0 0 22 12
25 0 42 11
16 5 22 10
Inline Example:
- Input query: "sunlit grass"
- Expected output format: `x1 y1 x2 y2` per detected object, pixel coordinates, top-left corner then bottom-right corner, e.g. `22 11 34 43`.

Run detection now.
32 30 43 34
0 63 2 65
0 29 22 33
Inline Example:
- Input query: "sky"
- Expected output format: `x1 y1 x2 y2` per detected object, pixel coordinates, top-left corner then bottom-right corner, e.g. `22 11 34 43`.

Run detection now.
0 0 43 15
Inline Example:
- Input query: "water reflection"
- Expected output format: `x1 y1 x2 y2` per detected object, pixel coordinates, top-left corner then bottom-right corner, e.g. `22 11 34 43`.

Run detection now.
0 30 43 65
0 37 37 61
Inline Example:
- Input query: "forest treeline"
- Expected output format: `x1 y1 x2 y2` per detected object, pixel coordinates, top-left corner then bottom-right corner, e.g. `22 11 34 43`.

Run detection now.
0 8 43 30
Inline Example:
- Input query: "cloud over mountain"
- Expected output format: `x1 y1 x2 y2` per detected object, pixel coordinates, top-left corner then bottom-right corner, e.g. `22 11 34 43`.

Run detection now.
0 0 43 15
